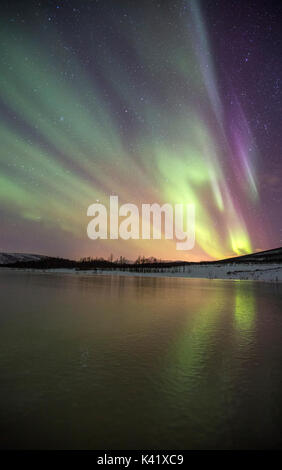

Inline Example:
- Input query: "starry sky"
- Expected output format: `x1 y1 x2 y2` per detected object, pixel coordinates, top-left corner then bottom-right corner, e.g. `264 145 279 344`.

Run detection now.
0 0 281 261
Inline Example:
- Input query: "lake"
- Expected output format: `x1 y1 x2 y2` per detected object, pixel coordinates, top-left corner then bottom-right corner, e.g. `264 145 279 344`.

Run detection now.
1 270 282 449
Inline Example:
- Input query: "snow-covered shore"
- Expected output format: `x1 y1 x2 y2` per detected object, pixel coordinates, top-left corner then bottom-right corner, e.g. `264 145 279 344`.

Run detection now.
2 263 282 282
84 263 282 282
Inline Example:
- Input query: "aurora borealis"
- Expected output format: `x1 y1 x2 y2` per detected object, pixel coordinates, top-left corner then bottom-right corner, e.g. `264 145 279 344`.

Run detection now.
0 0 281 261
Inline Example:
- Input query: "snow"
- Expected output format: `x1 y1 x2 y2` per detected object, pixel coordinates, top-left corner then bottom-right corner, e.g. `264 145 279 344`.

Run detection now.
2 262 281 282
0 253 47 265
86 263 282 282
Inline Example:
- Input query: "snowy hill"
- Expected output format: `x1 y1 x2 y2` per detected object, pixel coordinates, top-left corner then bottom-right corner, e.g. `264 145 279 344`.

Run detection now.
219 247 282 263
0 247 281 282
0 253 49 265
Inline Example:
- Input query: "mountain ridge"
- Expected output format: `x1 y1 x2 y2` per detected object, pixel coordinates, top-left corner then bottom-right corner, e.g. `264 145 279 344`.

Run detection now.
1 247 282 267
0 252 51 265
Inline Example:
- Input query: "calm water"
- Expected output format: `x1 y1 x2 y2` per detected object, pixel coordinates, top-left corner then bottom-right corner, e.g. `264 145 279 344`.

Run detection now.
1 270 282 449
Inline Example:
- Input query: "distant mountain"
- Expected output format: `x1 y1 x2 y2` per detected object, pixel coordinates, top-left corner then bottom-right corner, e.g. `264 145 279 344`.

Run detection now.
0 247 281 269
0 252 50 265
217 247 282 264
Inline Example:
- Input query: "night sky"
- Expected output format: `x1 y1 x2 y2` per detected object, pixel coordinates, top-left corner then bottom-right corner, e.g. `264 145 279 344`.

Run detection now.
0 0 281 261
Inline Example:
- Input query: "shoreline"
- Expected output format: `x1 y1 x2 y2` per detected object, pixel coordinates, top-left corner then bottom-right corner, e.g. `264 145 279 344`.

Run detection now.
1 262 282 283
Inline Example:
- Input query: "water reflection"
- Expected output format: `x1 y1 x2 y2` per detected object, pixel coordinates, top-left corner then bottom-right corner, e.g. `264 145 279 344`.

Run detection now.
234 282 256 331
0 271 282 449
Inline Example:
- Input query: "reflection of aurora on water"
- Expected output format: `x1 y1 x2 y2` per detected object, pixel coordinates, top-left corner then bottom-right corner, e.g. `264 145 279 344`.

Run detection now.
157 279 258 447
0 0 276 261
235 283 256 331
